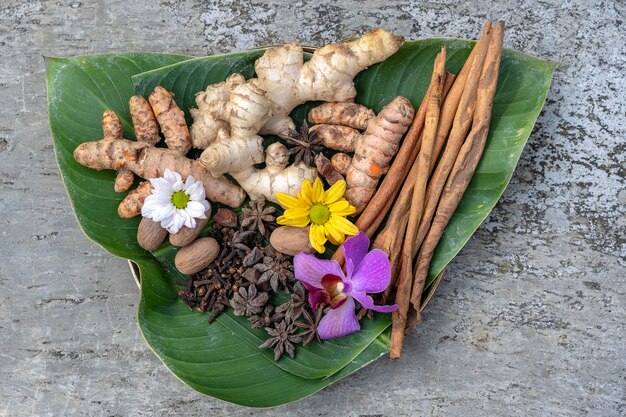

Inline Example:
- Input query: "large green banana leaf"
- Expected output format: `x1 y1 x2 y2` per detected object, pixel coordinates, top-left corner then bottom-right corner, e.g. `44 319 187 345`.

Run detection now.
47 40 555 407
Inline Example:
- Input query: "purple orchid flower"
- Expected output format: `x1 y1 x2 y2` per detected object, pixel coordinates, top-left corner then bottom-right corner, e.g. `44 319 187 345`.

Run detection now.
293 232 398 340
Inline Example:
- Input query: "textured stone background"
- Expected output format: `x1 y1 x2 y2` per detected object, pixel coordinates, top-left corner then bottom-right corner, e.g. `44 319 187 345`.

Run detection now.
0 0 624 416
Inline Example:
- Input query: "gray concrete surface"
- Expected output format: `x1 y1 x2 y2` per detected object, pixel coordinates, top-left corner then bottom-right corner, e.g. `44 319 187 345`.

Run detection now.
0 1 624 416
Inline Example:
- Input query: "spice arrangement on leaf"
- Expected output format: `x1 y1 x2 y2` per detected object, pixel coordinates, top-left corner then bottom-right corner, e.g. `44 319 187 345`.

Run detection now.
51 18 556 406
70 22 504 360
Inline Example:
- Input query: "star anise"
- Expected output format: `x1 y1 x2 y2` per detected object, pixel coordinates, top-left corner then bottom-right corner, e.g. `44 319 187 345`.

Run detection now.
260 320 303 360
294 307 324 345
241 197 276 236
285 119 323 166
229 284 269 317
249 304 285 329
276 282 306 321
255 249 295 292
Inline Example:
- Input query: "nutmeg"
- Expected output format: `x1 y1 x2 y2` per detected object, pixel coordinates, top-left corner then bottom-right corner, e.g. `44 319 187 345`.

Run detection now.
174 237 220 275
269 226 316 256
169 208 211 247
137 217 168 251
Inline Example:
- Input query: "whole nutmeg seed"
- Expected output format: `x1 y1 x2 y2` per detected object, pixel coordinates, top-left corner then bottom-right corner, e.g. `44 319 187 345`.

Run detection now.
269 226 316 256
174 237 220 275
137 217 168 251
169 208 211 247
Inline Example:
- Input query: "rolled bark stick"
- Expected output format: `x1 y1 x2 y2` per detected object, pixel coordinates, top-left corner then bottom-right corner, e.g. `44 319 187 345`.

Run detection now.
413 21 494 256
429 21 492 175
410 22 504 324
390 48 446 360
376 147 419 303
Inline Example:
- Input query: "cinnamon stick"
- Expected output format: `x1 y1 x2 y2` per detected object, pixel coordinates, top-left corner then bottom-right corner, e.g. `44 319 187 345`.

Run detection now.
390 49 446 360
412 21 494 256
410 22 505 323
429 21 492 175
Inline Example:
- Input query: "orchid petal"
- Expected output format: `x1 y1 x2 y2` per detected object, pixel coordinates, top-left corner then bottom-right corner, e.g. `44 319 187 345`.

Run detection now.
350 249 391 293
342 232 370 278
351 290 398 313
293 253 344 290
317 297 360 340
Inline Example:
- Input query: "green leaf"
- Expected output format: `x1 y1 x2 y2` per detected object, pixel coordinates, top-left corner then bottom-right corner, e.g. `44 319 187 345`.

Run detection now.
48 39 555 407
137 256 390 407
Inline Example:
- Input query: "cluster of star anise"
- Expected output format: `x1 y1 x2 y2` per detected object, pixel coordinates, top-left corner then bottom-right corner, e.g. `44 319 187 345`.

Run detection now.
176 198 326 360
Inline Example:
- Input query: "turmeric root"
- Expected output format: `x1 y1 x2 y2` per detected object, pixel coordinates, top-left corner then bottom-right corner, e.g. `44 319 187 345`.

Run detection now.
115 96 162 192
129 96 160 144
99 111 134 193
148 86 191 155
230 142 317 203
310 124 361 152
189 29 403 180
308 102 374 130
345 96 415 212
118 181 153 218
331 153 352 176
74 136 245 207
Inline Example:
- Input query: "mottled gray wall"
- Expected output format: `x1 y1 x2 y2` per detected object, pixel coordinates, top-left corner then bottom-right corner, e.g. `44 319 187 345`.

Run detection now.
0 0 624 416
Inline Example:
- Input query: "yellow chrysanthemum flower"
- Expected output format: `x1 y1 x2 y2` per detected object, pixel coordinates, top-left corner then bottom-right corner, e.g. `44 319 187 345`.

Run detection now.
275 178 359 253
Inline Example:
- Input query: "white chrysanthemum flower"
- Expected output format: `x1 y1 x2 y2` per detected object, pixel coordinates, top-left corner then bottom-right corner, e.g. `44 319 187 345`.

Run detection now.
141 169 210 234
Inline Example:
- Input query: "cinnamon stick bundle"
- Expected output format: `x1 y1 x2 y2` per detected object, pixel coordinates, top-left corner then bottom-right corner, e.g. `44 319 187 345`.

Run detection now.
412 23 493 254
428 21 492 175
373 22 492 262
410 22 505 322
389 49 446 359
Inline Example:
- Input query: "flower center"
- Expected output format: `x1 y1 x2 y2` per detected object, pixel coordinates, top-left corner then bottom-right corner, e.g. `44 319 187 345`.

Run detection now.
171 190 190 209
321 274 348 309
309 203 330 225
